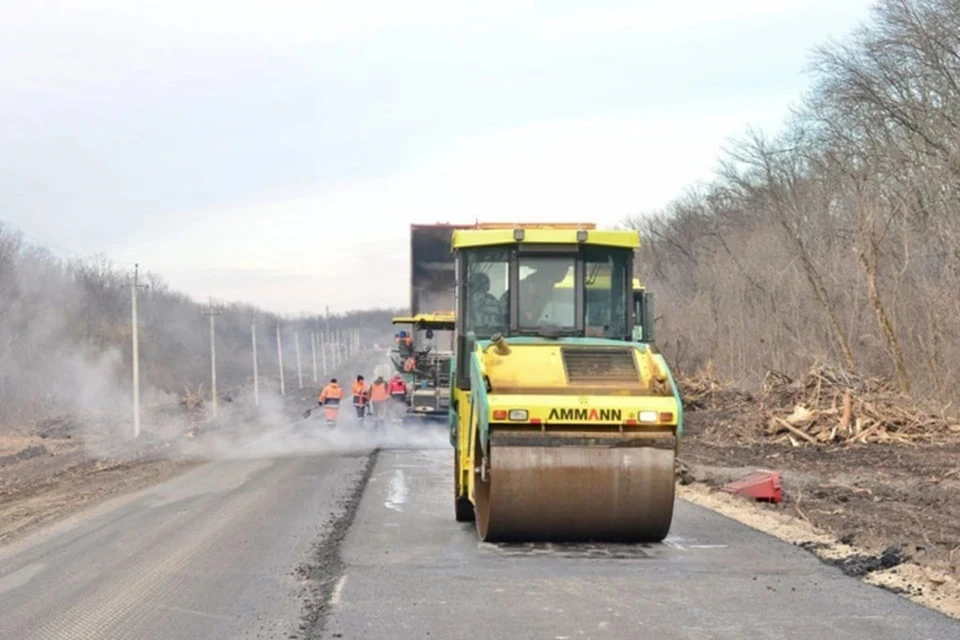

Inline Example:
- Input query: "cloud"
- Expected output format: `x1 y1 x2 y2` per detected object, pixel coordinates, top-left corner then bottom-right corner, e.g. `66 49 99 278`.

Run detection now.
114 96 792 313
1 0 877 314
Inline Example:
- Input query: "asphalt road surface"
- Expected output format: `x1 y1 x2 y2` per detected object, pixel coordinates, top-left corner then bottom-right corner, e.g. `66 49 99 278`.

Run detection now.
1 446 958 640
325 449 959 640
0 451 374 640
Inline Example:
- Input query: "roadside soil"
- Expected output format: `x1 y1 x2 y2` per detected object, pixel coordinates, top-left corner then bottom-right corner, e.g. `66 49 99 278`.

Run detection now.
0 354 382 549
0 410 206 546
677 374 960 619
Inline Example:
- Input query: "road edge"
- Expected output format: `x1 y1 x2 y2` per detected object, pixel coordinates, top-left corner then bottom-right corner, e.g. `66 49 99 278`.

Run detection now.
678 481 960 621
295 449 380 639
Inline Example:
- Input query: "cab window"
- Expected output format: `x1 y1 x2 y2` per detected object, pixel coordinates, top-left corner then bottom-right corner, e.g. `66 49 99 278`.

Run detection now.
464 248 509 338
583 248 629 339
516 256 575 330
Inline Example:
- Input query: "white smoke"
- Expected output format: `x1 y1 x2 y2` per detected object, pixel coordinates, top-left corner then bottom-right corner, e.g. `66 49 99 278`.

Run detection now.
168 357 449 460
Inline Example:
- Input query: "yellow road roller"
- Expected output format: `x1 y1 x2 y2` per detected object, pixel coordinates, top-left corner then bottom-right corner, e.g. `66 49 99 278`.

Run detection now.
449 223 683 542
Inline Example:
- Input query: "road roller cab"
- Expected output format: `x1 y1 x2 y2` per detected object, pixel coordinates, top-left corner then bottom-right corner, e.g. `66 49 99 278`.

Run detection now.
449 223 683 542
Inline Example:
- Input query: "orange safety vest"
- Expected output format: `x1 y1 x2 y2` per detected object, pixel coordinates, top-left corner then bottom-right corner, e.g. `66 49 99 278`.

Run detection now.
369 381 388 402
319 383 343 405
352 381 368 406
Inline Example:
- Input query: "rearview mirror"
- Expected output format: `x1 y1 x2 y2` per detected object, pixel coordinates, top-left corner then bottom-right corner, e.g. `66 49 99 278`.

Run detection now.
642 292 655 343
632 290 655 343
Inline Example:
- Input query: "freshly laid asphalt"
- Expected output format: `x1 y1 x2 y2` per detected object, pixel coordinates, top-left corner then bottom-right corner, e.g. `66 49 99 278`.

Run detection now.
322 448 958 640
1 444 957 640
0 452 374 640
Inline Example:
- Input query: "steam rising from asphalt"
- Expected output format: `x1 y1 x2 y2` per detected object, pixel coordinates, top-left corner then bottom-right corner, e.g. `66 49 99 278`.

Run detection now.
166 358 449 460
2 224 416 463
186 410 450 460
0 235 441 461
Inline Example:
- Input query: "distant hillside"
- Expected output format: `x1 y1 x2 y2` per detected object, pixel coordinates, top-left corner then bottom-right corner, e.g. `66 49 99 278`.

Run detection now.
0 222 403 426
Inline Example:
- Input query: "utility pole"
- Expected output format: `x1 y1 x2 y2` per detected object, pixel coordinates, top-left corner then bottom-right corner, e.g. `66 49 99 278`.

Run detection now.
129 264 148 438
333 328 340 367
276 322 285 396
310 330 318 383
295 329 303 389
203 298 223 418
320 330 328 376
325 306 333 369
251 317 259 407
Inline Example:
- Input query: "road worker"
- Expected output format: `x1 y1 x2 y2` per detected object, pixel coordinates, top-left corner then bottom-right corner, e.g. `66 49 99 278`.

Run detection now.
387 374 407 420
388 374 407 401
403 355 417 373
368 375 389 425
396 330 413 357
318 378 343 424
351 375 369 420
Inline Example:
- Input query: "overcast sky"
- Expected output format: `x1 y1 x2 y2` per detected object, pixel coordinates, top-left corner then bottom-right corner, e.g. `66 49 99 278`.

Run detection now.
2 0 875 313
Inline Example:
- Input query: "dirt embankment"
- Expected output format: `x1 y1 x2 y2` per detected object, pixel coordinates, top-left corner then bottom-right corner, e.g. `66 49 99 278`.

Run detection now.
0 383 281 545
0 409 206 546
677 365 960 619
0 354 385 548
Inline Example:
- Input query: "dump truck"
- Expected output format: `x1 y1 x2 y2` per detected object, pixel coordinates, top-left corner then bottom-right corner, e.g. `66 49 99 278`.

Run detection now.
449 222 682 542
389 224 470 424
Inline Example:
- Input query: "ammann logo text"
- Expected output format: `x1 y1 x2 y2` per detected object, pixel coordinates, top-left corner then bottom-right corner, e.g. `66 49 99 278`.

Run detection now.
547 408 622 421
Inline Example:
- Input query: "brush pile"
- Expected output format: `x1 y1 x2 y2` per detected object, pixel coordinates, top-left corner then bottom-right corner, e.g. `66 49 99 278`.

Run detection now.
679 373 755 411
680 364 960 446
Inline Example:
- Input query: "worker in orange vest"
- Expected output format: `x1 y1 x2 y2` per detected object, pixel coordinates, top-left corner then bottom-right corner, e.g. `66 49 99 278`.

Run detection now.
351 375 369 421
387 374 407 421
368 375 389 425
318 378 344 424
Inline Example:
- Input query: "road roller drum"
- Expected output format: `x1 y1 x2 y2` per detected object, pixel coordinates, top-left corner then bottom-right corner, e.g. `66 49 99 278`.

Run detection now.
473 431 677 542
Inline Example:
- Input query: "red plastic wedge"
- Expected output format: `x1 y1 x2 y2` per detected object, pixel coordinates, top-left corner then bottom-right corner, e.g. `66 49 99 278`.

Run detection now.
721 471 783 503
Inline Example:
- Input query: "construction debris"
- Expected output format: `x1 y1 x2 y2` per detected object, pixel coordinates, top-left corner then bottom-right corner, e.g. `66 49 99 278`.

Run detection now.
721 471 783 503
180 383 206 411
678 373 754 411
680 364 960 447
